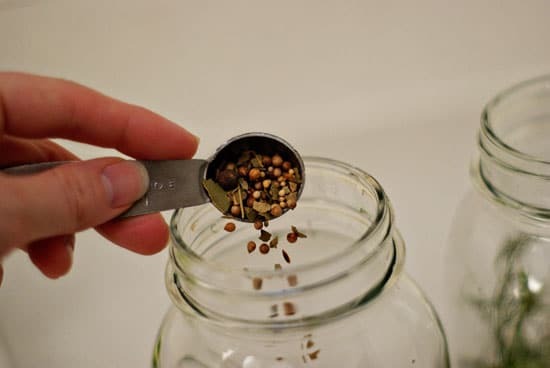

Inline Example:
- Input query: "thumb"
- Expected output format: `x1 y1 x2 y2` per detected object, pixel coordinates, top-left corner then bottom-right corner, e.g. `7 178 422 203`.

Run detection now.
0 158 149 247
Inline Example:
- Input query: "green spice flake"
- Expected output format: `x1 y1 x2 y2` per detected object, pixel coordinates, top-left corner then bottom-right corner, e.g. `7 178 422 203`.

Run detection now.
253 201 271 214
203 179 231 213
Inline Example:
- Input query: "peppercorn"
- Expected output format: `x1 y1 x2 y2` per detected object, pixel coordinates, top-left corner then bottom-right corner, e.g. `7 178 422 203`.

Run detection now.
224 222 236 232
248 168 261 181
247 241 256 253
246 196 255 208
217 169 238 190
272 154 283 167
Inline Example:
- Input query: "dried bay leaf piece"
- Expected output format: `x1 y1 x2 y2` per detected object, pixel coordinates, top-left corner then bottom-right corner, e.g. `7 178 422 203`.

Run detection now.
203 179 231 213
253 201 271 214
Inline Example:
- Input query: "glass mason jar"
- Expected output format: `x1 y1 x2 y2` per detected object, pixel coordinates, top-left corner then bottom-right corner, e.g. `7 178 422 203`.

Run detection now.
446 76 550 367
153 157 449 367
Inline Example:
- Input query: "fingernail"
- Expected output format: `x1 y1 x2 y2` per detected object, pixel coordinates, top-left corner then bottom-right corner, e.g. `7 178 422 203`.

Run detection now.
101 161 149 208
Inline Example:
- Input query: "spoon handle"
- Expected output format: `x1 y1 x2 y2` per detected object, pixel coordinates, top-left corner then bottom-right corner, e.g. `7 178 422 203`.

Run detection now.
3 159 210 218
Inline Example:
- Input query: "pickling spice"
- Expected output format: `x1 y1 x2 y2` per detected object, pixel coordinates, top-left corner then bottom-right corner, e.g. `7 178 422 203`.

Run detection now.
202 151 302 221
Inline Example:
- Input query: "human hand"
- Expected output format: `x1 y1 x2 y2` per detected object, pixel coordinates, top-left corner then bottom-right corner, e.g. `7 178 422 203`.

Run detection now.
0 72 199 284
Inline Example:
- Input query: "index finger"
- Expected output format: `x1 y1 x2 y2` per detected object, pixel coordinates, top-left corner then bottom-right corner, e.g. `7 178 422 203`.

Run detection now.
0 72 199 159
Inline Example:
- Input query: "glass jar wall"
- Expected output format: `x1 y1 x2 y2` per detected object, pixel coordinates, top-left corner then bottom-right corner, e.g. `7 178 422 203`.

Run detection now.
153 157 449 367
446 76 550 367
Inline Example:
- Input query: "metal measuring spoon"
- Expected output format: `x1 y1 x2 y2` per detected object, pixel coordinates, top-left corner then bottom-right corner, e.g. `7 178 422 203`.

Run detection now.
2 132 305 220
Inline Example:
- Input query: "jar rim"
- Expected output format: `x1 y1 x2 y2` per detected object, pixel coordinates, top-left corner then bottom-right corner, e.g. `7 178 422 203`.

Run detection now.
169 156 392 280
481 73 550 165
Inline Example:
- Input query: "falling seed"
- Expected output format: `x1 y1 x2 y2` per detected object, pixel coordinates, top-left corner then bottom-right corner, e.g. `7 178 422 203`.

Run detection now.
254 219 263 230
308 350 320 360
259 243 270 254
306 340 314 349
259 229 272 242
269 304 279 318
282 249 291 263
270 236 279 248
252 277 263 290
247 241 256 253
287 274 298 287
286 232 297 243
276 357 283 361
224 222 236 232
283 301 296 316
274 264 282 271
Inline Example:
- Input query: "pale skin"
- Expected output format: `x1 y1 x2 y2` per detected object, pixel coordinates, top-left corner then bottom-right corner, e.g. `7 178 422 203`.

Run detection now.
0 72 199 284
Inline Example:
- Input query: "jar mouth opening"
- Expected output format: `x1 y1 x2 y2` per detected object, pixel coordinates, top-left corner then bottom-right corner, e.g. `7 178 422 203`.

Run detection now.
481 74 550 166
169 156 392 280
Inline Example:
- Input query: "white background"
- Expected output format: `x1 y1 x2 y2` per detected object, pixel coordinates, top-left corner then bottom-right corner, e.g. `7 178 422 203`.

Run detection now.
0 1 549 367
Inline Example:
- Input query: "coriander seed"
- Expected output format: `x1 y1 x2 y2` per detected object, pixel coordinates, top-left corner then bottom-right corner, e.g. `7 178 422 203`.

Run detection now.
230 205 241 217
248 168 261 181
272 154 283 167
238 166 249 177
252 277 263 290
287 274 298 287
283 301 296 316
262 155 272 166
273 167 282 178
224 222 236 232
271 204 283 217
247 241 256 253
259 243 270 254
